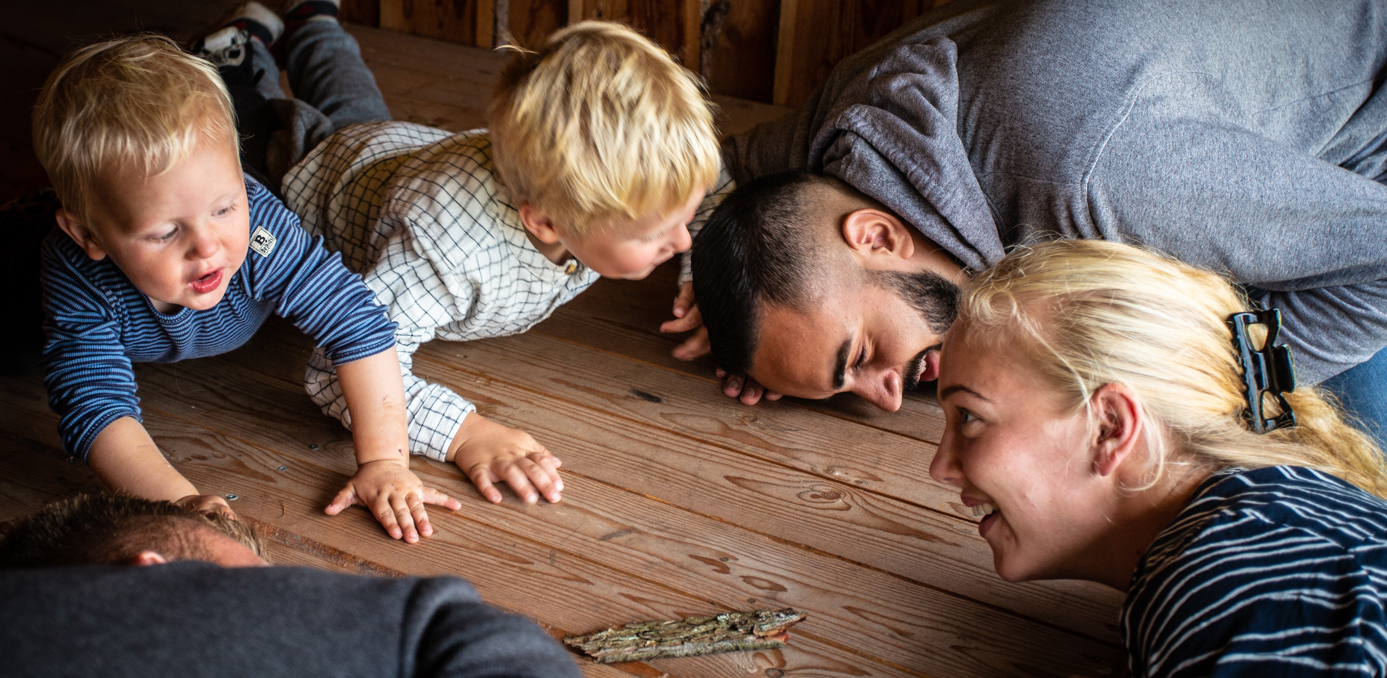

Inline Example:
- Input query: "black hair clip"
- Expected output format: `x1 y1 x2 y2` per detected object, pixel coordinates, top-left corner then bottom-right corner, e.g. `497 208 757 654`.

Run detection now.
1226 309 1297 433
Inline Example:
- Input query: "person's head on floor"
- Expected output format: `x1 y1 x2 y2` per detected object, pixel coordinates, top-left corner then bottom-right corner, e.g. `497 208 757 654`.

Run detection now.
693 171 967 411
489 20 720 280
0 491 268 569
928 239 1385 586
33 34 250 315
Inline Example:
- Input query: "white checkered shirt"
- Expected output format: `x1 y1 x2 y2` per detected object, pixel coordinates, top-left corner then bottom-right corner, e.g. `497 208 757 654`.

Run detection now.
284 122 600 461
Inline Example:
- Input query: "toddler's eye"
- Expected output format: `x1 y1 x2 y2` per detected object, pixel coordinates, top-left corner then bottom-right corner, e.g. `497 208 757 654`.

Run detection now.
155 228 177 242
213 204 235 217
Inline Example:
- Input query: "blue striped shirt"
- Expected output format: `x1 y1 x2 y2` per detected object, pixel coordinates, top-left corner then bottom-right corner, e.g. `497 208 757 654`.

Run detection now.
41 176 398 460
1124 466 1387 677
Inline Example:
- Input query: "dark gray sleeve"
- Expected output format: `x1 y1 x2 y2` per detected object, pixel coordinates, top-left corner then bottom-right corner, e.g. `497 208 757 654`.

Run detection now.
1250 283 1387 386
402 578 582 678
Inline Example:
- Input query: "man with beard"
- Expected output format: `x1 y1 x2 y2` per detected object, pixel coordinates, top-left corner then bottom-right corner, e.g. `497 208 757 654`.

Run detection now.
687 0 1387 441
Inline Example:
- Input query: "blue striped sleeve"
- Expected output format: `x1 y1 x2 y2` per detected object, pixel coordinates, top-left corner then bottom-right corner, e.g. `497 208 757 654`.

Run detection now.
1125 468 1387 677
40 237 141 460
242 181 398 364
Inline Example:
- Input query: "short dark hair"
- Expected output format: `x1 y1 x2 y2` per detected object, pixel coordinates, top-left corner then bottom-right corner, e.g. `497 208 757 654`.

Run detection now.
692 171 836 374
0 492 265 568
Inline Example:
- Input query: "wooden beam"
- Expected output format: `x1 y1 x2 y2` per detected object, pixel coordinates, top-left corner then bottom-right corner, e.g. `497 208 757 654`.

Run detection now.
568 0 585 24
772 0 799 106
477 0 496 47
681 0 701 70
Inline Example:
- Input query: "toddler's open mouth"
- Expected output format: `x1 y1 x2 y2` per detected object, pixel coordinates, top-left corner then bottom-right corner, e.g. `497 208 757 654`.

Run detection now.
191 269 222 294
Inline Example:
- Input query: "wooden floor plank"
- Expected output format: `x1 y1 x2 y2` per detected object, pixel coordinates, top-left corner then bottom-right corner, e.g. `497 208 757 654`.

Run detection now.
113 323 1123 647
0 371 1122 678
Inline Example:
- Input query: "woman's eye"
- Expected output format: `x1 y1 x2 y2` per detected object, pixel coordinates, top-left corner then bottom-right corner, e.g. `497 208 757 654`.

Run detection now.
958 408 978 424
854 347 868 369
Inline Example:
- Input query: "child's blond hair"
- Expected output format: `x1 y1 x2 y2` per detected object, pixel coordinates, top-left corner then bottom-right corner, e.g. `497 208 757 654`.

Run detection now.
488 21 720 238
32 34 238 224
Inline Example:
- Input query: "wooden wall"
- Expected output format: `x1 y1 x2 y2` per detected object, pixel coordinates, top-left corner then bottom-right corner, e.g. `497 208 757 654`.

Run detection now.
347 0 952 107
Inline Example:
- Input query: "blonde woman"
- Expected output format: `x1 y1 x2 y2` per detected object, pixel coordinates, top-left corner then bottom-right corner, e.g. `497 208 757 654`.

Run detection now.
930 239 1387 677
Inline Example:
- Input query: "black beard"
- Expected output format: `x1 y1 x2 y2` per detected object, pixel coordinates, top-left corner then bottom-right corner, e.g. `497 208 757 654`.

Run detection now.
902 347 930 392
875 270 960 335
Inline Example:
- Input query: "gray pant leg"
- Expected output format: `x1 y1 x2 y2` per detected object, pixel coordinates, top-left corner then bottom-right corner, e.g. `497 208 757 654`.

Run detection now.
282 20 392 136
261 21 392 189
247 38 286 100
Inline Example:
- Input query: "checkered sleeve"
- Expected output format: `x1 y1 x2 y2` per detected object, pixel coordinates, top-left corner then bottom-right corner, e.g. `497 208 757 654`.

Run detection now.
303 205 481 461
680 167 736 285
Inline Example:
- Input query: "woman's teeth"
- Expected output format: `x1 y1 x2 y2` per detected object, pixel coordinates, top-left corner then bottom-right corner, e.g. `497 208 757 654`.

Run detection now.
971 502 999 518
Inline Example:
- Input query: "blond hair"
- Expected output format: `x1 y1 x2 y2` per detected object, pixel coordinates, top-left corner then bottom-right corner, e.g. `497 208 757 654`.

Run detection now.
32 34 238 224
488 21 720 238
958 239 1387 499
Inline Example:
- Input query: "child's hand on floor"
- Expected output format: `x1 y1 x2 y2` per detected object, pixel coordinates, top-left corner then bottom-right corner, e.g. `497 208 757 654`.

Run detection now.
326 459 461 543
449 414 563 505
661 281 711 361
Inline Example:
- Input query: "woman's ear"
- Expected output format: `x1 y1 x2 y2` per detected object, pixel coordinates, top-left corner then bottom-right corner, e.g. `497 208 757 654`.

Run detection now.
841 208 916 264
518 203 562 245
1090 383 1144 477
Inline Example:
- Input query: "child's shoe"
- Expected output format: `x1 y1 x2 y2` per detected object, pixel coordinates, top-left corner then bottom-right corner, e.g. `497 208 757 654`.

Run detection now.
191 2 285 67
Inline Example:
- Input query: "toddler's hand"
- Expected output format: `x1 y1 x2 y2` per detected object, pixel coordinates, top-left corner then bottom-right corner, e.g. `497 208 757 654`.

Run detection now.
325 460 461 543
451 415 563 505
174 493 238 521
660 281 711 360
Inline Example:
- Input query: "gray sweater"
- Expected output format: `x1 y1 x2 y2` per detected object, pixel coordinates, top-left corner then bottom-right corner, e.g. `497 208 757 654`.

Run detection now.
0 562 583 678
725 0 1387 383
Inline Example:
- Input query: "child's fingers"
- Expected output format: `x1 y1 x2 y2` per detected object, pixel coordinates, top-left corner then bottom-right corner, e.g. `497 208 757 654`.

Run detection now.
390 495 420 544
370 496 404 540
519 456 563 503
530 451 563 492
500 463 540 504
406 493 432 538
466 465 505 504
421 486 462 511
325 485 359 516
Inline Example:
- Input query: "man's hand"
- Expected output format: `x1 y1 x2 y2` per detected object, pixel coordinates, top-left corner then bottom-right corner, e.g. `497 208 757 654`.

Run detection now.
717 368 783 405
174 493 238 521
449 414 563 505
660 282 711 361
325 459 461 543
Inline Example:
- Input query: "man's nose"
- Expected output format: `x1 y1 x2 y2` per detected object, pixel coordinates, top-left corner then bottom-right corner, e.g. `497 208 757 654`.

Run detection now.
857 369 903 412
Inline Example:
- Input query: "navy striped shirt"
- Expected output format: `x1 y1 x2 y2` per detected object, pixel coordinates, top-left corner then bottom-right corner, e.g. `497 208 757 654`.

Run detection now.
41 176 398 460
1124 466 1387 677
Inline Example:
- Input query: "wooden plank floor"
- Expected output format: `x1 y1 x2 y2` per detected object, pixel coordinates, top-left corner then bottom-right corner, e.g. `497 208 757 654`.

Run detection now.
0 19 1126 678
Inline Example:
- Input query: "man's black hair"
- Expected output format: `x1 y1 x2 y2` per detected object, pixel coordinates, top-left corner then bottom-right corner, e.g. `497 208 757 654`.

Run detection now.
692 171 830 375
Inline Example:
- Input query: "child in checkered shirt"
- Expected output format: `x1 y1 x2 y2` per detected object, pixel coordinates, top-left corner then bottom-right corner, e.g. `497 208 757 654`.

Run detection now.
201 2 723 506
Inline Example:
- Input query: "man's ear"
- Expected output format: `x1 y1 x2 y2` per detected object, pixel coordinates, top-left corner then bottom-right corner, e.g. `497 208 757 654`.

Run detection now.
54 208 108 262
840 208 915 265
518 203 562 245
1090 383 1144 477
129 550 170 567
